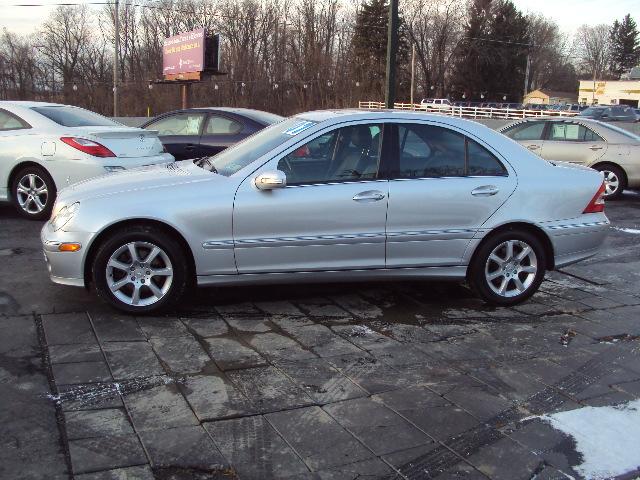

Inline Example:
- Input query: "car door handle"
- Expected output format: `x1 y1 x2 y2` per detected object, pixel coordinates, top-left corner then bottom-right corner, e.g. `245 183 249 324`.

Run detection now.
185 144 197 151
589 145 604 150
527 145 540 150
353 190 386 202
471 185 499 197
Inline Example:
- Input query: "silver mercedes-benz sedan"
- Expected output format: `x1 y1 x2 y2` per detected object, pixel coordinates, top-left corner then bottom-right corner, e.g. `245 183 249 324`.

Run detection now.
41 110 609 313
500 117 640 199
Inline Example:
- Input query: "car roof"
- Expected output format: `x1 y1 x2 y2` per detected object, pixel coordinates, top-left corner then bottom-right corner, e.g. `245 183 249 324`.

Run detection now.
0 100 67 108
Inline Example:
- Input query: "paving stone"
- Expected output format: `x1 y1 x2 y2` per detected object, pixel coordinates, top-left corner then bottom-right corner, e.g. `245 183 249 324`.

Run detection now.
326 352 405 394
385 324 442 344
65 408 134 439
57 385 124 412
316 457 395 479
372 343 436 367
203 337 266 370
140 425 226 469
42 312 96 345
90 313 146 342
102 342 164 380
49 344 102 364
329 294 383 320
150 336 214 374
125 383 199 432
266 406 373 470
442 383 514 425
274 358 366 403
52 361 112 385
255 301 306 316
282 324 361 357
227 365 314 412
226 317 273 333
332 325 400 350
389 362 464 389
295 298 351 319
215 302 261 317
324 397 431 455
136 317 190 338
181 316 229 337
464 434 543 480
205 415 310 479
382 443 474 479
75 465 155 480
247 332 317 360
375 386 479 441
467 364 552 404
269 315 317 329
68 434 147 475
180 374 255 421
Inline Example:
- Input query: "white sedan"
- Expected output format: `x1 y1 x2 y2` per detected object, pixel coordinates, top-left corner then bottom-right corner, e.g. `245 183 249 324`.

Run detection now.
0 101 173 219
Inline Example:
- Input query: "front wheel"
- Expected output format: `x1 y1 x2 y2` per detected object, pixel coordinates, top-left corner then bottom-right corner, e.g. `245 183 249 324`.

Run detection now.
469 230 546 306
92 226 190 313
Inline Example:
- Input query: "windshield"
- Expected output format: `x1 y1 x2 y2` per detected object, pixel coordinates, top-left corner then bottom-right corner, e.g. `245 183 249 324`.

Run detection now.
32 106 122 127
195 117 316 176
580 108 603 117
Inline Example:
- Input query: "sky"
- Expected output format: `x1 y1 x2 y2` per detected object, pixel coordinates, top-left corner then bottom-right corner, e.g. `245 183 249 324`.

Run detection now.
0 0 638 36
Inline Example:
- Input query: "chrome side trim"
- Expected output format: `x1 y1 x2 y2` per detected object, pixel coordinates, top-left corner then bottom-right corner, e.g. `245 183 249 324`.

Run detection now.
546 221 609 232
387 228 477 242
203 232 387 250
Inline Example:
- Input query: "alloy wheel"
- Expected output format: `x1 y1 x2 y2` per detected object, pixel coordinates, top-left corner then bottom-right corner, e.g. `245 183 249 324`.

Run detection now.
602 170 620 197
17 173 48 214
105 241 173 307
484 240 538 298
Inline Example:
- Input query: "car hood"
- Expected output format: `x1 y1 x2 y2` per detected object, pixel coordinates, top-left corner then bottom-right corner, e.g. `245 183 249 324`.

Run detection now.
56 160 218 205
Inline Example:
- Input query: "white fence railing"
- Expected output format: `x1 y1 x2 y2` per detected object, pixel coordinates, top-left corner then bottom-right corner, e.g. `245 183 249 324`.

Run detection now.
358 101 579 120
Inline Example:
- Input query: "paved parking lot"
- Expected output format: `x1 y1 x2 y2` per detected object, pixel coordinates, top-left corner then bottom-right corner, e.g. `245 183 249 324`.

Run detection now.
2 192 640 480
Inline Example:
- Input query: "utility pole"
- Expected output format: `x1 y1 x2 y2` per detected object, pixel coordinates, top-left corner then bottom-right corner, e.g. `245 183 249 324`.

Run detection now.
410 43 416 109
384 0 399 109
113 0 119 117
523 50 530 99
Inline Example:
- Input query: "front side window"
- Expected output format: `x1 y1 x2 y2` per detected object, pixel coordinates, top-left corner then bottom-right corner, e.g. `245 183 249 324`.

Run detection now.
548 123 602 142
0 109 30 131
502 121 546 141
277 124 382 186
205 115 243 135
146 113 205 136
31 106 120 127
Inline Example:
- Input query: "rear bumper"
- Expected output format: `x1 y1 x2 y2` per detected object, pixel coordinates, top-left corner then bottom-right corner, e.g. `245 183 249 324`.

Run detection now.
542 214 610 268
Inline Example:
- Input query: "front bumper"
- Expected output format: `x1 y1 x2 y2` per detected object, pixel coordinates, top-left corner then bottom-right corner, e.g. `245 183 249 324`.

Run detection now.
41 221 96 287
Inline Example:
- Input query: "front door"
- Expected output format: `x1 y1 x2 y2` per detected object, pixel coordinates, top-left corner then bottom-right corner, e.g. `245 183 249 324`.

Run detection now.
233 122 388 273
385 122 517 267
540 121 607 165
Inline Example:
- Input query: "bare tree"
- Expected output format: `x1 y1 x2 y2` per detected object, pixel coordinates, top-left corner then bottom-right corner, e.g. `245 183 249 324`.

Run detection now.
573 24 612 80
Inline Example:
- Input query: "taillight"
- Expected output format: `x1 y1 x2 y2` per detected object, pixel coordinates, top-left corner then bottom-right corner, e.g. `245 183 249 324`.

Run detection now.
60 137 115 158
583 181 606 213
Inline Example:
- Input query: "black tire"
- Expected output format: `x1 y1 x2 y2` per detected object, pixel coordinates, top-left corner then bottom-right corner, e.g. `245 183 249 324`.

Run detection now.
469 229 546 306
11 165 56 220
92 225 191 314
594 164 626 200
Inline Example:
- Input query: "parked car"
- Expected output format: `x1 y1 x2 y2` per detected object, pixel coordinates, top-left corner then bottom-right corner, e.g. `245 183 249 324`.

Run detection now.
500 117 640 199
420 98 452 111
42 110 608 313
578 105 638 122
141 107 283 161
0 101 173 220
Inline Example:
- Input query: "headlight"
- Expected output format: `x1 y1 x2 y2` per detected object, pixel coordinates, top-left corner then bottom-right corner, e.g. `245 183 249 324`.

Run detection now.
51 202 80 231
104 166 126 173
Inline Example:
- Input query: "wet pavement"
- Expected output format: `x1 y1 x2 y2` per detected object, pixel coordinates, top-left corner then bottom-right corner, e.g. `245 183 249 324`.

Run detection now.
1 192 640 480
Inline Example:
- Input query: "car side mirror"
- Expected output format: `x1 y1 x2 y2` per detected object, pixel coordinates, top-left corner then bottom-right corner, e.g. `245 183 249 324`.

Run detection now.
254 170 287 190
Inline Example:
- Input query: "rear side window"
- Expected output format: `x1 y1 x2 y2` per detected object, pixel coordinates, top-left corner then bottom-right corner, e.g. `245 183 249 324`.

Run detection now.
205 116 242 135
502 122 545 141
146 113 205 136
393 124 507 178
548 123 603 142
32 106 120 127
0 109 30 131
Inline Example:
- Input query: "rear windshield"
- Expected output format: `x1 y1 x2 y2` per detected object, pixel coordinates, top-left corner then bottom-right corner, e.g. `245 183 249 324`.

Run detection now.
32 106 121 127
241 110 284 126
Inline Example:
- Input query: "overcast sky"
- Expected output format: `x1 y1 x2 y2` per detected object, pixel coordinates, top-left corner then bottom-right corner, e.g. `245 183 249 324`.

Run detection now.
1 0 638 36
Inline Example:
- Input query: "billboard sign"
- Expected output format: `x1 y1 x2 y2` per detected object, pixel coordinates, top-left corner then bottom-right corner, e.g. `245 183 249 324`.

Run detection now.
163 28 205 76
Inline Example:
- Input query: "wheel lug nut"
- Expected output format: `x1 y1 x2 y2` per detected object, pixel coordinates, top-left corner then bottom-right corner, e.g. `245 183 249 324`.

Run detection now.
146 270 150 275
141 279 145 284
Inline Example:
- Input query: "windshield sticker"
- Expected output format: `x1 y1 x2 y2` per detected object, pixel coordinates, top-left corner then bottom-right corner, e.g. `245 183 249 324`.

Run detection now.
284 121 315 136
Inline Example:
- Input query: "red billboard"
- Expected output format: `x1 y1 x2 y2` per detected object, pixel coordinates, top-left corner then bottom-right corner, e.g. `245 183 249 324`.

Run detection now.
162 28 205 76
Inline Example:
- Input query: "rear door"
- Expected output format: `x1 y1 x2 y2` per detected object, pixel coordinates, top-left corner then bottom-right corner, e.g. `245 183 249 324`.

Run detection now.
501 121 546 156
143 112 206 160
199 114 246 157
540 120 607 165
385 122 517 267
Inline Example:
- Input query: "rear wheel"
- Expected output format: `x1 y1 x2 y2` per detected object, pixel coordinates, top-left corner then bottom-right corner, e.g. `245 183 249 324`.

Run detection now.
92 226 190 313
11 166 56 220
469 230 546 306
594 164 626 200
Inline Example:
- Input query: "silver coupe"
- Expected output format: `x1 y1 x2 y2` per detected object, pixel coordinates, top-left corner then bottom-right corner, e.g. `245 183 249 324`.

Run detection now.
41 110 609 313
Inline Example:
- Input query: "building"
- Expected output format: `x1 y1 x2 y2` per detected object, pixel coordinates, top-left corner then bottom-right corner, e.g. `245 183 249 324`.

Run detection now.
523 89 577 105
578 80 640 107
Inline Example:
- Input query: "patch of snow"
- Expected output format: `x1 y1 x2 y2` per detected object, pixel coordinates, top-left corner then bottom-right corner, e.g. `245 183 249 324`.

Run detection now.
350 325 375 336
612 227 640 234
533 399 640 479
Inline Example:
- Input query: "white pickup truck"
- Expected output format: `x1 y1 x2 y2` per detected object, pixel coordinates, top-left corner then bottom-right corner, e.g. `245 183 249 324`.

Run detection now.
419 98 452 111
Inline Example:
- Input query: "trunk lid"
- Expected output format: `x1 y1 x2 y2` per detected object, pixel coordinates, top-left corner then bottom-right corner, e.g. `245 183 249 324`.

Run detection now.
67 126 164 158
